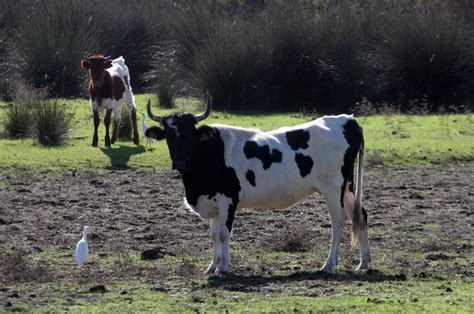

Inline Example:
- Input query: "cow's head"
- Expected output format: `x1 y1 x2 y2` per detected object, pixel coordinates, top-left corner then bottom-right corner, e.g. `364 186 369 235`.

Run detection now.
145 95 213 172
80 54 113 87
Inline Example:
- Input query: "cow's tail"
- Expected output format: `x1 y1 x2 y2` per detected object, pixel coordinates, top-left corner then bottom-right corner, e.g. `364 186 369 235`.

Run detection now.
351 137 365 247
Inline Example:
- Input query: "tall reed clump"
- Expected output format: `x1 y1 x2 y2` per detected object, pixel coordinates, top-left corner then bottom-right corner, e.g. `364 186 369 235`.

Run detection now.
15 0 152 97
16 1 105 97
3 102 34 138
32 99 74 146
118 106 132 140
365 3 474 111
193 20 270 111
157 79 176 108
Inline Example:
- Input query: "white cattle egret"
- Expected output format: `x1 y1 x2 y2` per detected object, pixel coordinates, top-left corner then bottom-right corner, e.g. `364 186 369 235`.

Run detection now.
141 112 154 149
76 226 91 267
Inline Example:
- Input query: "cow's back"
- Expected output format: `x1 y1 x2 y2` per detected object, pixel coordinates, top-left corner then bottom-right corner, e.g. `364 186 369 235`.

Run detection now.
213 115 355 209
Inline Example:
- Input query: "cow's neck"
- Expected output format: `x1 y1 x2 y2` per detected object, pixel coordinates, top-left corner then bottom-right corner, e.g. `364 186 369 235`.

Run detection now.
179 130 241 208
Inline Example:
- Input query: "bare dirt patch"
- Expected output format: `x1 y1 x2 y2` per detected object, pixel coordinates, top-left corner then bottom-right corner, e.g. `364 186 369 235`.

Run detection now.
0 163 472 307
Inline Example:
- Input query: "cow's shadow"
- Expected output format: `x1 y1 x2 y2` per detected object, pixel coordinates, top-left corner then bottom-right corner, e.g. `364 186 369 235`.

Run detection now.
207 269 403 290
100 144 146 169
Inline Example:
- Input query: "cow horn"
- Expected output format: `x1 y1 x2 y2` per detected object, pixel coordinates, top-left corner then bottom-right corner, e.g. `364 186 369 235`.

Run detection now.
194 93 212 122
147 99 163 123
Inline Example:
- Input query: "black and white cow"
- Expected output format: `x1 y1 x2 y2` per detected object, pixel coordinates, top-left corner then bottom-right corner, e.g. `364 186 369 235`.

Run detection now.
145 96 370 274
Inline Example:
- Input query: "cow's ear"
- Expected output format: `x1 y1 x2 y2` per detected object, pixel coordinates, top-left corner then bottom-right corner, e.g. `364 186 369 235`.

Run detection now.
81 59 90 69
104 58 113 69
145 126 165 141
196 125 216 142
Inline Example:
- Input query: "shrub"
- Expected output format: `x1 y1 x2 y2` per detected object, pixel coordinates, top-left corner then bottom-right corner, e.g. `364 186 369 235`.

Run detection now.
15 0 152 97
3 101 34 138
118 106 132 140
157 79 176 108
193 20 270 111
32 99 74 146
16 0 103 97
366 3 474 111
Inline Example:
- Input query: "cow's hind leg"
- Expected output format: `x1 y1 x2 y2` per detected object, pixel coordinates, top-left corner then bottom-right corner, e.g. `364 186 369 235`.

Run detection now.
206 217 221 274
354 206 370 271
344 189 371 270
320 185 346 274
343 188 371 271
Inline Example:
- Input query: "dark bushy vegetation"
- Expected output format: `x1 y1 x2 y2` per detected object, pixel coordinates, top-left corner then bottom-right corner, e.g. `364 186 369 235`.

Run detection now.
3 102 34 138
32 100 74 146
1 0 472 113
3 90 74 146
118 107 132 140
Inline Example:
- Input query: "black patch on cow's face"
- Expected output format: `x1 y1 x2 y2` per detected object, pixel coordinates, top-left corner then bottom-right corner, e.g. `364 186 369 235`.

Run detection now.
243 141 282 170
286 129 310 151
161 113 199 171
340 119 364 207
295 153 314 177
245 169 256 187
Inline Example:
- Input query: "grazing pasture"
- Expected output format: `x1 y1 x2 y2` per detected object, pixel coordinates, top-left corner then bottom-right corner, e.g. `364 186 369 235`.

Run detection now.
0 97 473 312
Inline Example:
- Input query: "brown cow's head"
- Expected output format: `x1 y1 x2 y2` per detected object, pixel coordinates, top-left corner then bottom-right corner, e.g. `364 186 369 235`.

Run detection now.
81 54 113 87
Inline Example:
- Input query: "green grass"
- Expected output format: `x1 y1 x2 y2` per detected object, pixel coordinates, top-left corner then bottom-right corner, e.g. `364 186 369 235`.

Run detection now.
0 95 472 174
3 241 472 312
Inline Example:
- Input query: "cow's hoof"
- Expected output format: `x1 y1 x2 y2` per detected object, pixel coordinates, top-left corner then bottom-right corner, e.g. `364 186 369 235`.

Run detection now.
92 143 98 147
355 261 370 272
205 266 217 274
213 266 230 276
320 263 336 274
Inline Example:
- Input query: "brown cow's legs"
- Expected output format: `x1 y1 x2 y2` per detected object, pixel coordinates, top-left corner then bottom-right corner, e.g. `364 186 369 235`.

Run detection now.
92 110 100 147
104 109 112 147
111 119 119 144
131 109 139 145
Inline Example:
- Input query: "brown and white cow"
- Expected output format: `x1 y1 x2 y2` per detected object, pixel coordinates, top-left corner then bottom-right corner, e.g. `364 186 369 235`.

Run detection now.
81 54 139 147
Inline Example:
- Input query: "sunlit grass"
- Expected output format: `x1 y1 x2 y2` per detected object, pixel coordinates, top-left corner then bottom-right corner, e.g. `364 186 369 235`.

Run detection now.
0 95 472 174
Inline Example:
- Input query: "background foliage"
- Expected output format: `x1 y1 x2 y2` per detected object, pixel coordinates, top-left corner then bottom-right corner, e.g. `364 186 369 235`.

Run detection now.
0 0 472 113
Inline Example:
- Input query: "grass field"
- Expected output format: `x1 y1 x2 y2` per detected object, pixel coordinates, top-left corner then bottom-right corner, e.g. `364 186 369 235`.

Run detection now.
0 94 472 174
0 95 473 312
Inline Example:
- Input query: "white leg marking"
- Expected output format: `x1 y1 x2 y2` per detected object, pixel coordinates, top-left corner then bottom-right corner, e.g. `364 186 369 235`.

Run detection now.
215 197 233 274
206 217 221 273
321 190 346 274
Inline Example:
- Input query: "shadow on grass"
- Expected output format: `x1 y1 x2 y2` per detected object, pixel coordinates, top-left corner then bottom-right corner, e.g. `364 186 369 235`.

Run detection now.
100 144 146 169
207 269 405 290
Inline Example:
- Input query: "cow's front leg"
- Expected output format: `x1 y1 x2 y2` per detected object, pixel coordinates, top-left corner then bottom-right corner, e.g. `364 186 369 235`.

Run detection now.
92 110 100 147
215 200 236 274
206 217 221 274
104 109 112 147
